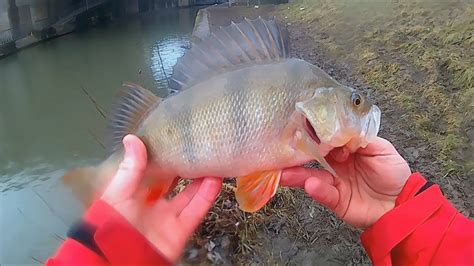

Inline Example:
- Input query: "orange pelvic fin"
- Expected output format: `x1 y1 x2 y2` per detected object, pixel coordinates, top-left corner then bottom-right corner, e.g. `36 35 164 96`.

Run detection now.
145 177 179 203
235 170 282 212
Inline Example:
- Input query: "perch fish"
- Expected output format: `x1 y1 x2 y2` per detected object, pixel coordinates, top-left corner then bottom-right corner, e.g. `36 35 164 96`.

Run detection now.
63 17 381 212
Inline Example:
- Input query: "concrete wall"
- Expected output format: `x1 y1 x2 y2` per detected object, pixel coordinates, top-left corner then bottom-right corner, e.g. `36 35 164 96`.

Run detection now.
0 0 51 33
18 3 32 29
0 1 9 32
178 0 189 7
30 0 48 30
126 0 139 15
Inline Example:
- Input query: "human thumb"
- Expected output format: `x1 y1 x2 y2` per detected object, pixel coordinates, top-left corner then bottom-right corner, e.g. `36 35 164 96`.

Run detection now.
102 134 148 202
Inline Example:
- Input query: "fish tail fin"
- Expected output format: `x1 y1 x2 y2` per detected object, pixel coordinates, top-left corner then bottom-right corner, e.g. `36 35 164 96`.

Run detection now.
63 83 166 206
62 156 179 206
62 167 105 206
62 151 122 206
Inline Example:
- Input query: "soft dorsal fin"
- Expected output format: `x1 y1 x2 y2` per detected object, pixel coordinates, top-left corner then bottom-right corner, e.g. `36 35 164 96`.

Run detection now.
169 17 289 93
106 82 161 153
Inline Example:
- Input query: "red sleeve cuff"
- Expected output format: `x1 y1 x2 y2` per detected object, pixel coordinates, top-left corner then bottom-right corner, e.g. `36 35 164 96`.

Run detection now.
360 178 447 263
95 217 171 265
48 200 171 266
45 238 108 266
395 172 430 205
90 200 172 266
84 200 124 228
360 172 473 265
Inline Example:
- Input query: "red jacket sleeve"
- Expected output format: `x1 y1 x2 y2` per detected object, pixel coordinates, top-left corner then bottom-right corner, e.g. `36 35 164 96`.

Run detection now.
360 172 474 265
46 200 171 266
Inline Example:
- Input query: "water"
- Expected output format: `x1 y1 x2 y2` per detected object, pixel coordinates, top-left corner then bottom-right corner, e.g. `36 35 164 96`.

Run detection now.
0 7 199 264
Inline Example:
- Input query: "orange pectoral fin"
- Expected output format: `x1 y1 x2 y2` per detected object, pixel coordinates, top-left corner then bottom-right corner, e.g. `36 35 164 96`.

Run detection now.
235 170 282 212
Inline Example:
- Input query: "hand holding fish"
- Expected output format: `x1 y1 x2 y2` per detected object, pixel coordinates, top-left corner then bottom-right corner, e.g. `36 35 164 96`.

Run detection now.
101 134 222 263
281 137 411 229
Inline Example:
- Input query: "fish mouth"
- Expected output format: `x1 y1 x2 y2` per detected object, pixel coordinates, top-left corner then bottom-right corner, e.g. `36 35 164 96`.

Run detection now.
304 118 321 144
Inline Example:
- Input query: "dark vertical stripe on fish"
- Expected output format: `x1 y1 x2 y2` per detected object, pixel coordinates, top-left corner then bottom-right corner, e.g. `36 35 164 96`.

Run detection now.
179 107 197 165
234 87 250 157
225 74 251 158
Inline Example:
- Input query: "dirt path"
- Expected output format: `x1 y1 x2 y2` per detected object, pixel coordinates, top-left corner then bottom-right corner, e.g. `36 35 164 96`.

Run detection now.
180 2 473 265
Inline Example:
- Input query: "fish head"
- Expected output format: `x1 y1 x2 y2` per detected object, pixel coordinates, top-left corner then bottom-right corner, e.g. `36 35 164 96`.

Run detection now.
295 86 381 153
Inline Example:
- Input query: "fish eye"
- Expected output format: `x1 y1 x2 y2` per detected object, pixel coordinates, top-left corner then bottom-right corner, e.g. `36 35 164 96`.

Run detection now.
351 92 362 106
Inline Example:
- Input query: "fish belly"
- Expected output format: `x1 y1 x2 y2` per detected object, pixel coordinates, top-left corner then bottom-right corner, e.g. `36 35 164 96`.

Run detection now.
141 60 322 178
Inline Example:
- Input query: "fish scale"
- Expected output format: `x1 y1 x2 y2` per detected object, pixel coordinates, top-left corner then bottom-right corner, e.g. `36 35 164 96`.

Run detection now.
146 60 319 178
61 18 380 213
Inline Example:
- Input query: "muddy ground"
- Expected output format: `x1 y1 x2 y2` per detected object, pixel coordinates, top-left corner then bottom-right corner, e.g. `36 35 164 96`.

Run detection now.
180 1 473 265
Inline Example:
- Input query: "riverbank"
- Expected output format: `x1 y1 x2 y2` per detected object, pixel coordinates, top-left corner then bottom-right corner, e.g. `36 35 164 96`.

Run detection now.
180 1 473 264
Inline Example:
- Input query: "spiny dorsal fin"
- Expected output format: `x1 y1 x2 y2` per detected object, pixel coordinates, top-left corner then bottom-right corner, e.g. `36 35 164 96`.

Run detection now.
169 16 289 93
106 82 161 153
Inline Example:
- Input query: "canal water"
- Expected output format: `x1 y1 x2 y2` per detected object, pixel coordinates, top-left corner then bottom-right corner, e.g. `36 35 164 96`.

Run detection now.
0 7 199 264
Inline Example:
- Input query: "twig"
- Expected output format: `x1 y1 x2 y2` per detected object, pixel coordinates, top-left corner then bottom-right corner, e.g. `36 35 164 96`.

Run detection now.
17 207 28 221
52 232 65 241
88 128 106 150
81 87 106 119
32 188 67 226
154 43 171 92
31 256 43 264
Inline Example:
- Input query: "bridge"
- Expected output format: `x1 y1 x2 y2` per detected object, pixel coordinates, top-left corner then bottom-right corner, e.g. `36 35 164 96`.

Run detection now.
0 0 111 47
1 0 215 56
51 0 110 29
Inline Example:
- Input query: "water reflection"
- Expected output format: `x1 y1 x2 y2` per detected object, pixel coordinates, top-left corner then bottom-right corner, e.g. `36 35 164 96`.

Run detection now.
0 7 199 264
151 37 189 90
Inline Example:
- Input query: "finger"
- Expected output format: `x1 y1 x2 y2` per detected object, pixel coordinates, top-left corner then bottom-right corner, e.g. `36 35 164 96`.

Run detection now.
280 166 334 188
177 177 222 234
168 179 204 212
304 177 339 211
102 134 147 200
329 147 349 162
